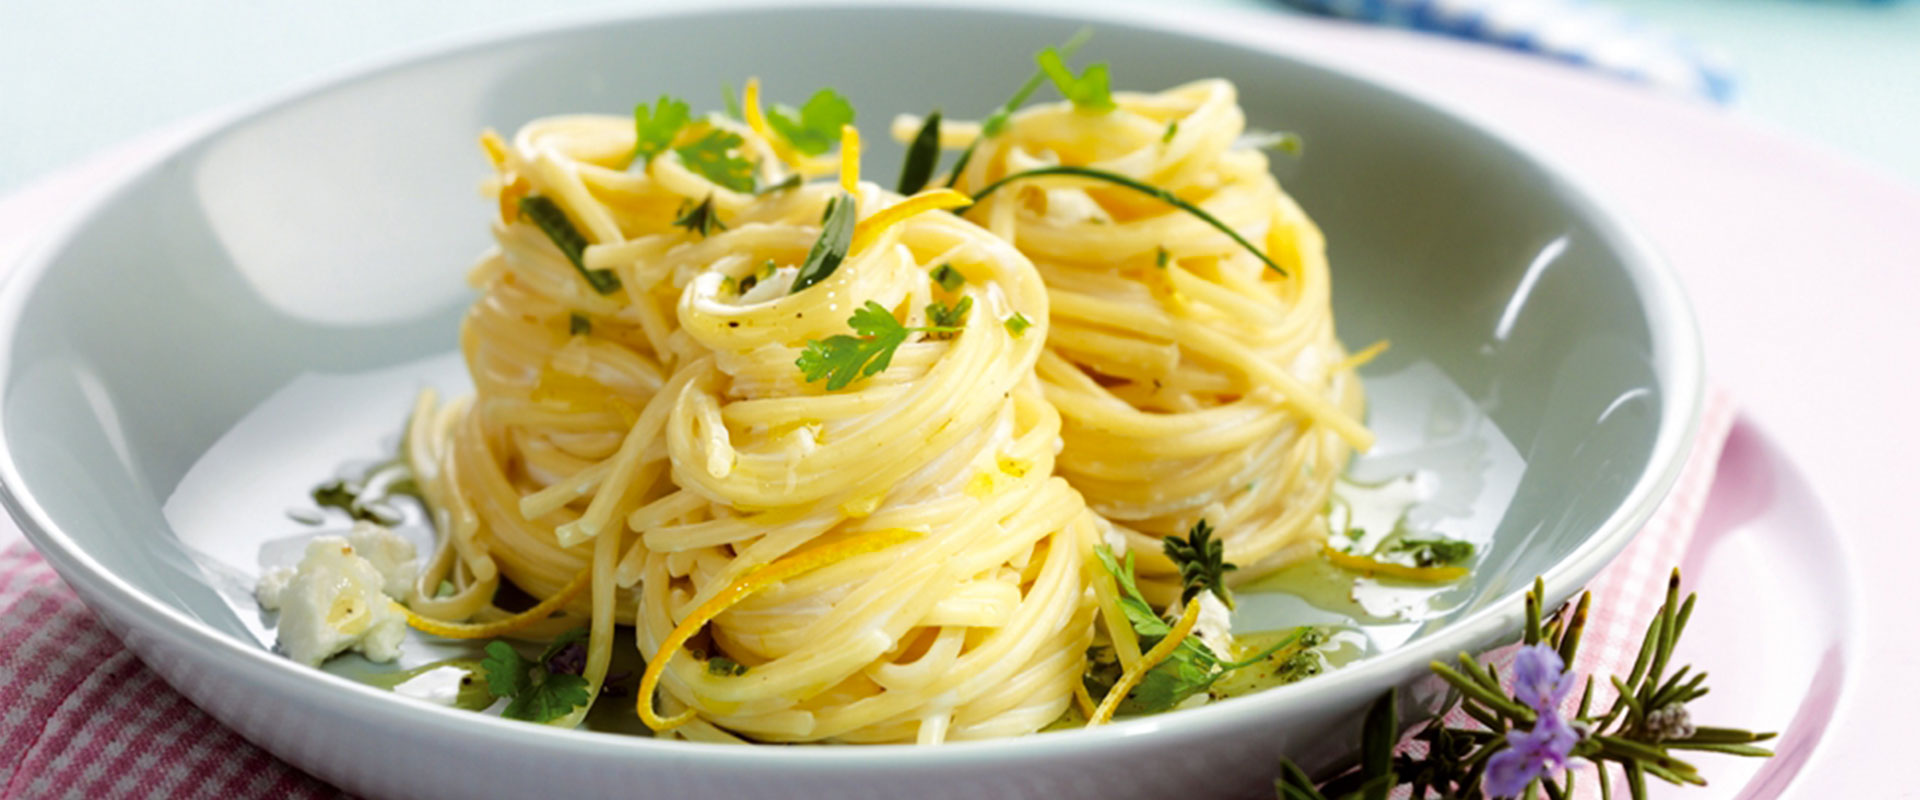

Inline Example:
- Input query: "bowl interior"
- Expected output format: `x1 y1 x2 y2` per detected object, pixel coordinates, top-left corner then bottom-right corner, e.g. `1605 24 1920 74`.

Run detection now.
1 2 1678 736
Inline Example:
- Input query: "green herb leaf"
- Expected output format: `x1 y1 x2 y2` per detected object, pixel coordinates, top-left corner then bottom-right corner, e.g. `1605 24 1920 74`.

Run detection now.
1155 247 1170 269
707 656 749 677
1381 537 1475 569
568 313 591 337
1164 519 1238 609
518 196 622 294
1036 46 1115 112
897 111 943 195
482 639 592 723
790 192 857 294
1163 120 1180 144
759 173 803 196
481 641 532 702
930 263 967 292
967 165 1288 277
632 95 691 164
1003 312 1032 337
1244 129 1305 156
672 194 728 238
674 129 756 193
1085 545 1224 715
981 28 1092 138
924 296 972 338
796 301 910 391
766 88 855 156
796 299 963 390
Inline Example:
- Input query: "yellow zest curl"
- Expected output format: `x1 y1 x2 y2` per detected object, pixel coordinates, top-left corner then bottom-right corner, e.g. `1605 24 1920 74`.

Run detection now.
1336 339 1391 374
839 124 861 194
743 77 836 177
850 189 972 254
1086 596 1203 727
399 567 591 639
637 528 925 731
1322 545 1468 583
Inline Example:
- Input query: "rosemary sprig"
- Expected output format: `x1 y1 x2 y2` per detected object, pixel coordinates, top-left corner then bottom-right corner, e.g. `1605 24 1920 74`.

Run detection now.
1280 569 1772 799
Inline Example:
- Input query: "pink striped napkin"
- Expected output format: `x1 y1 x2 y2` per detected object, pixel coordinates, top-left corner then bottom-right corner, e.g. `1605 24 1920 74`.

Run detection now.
0 392 1735 799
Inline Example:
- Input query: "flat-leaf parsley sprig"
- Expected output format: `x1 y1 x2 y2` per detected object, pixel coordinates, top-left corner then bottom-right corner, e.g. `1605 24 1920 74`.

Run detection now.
1277 569 1773 800
480 629 594 724
796 300 962 391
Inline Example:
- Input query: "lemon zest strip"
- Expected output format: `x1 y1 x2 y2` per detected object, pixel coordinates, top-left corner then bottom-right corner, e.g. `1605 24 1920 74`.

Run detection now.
1086 596 1203 727
398 567 591 639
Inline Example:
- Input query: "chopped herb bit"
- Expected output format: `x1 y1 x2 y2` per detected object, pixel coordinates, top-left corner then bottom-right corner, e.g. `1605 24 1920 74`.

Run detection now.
436 579 457 598
924 296 972 338
481 640 592 723
1003 312 1032 337
1037 46 1115 112
930 263 967 291
672 194 728 238
789 192 857 294
539 628 589 676
632 95 691 164
1382 537 1475 569
568 313 591 337
735 259 778 295
897 111 943 195
518 196 622 294
1162 120 1179 143
1164 519 1238 610
1155 247 1169 269
674 129 756 193
968 166 1287 277
759 173 803 195
1243 129 1305 156
766 88 856 156
796 300 960 390
707 656 749 677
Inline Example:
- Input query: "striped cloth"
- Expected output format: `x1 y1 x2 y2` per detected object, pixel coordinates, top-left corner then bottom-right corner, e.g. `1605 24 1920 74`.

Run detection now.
0 391 1735 799
1278 0 1739 102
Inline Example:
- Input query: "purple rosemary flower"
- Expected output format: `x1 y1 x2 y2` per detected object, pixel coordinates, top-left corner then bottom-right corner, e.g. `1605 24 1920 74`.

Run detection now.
1484 713 1580 798
1511 643 1576 715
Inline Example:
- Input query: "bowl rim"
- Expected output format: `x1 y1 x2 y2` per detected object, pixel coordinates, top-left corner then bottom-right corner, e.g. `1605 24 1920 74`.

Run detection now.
0 0 1703 771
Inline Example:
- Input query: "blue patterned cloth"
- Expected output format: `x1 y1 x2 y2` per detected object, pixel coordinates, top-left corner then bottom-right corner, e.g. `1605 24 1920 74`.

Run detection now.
1277 0 1737 103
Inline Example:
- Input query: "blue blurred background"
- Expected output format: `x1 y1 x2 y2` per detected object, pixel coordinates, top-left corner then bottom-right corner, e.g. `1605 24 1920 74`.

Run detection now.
2 0 1917 191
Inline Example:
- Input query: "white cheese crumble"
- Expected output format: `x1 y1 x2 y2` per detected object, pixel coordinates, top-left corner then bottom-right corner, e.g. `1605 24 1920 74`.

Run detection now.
1190 591 1236 661
256 525 418 667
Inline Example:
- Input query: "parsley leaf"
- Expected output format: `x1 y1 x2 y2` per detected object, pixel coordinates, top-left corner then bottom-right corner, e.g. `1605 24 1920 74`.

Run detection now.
1036 46 1114 112
766 88 856 156
674 129 756 193
930 263 966 292
1164 519 1238 610
632 95 691 165
1004 312 1032 337
789 192 857 294
796 301 912 391
672 194 728 238
897 111 942 195
518 196 622 294
796 300 961 390
481 639 593 724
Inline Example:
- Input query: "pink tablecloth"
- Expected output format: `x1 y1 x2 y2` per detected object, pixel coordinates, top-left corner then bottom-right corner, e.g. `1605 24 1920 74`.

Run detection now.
0 391 1736 799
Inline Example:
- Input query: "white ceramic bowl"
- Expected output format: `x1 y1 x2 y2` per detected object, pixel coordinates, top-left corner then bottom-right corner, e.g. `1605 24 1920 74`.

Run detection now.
0 3 1700 798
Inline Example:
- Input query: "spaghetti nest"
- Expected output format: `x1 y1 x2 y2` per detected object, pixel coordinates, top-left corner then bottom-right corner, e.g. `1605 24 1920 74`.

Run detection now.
944 79 1374 602
411 111 1097 744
